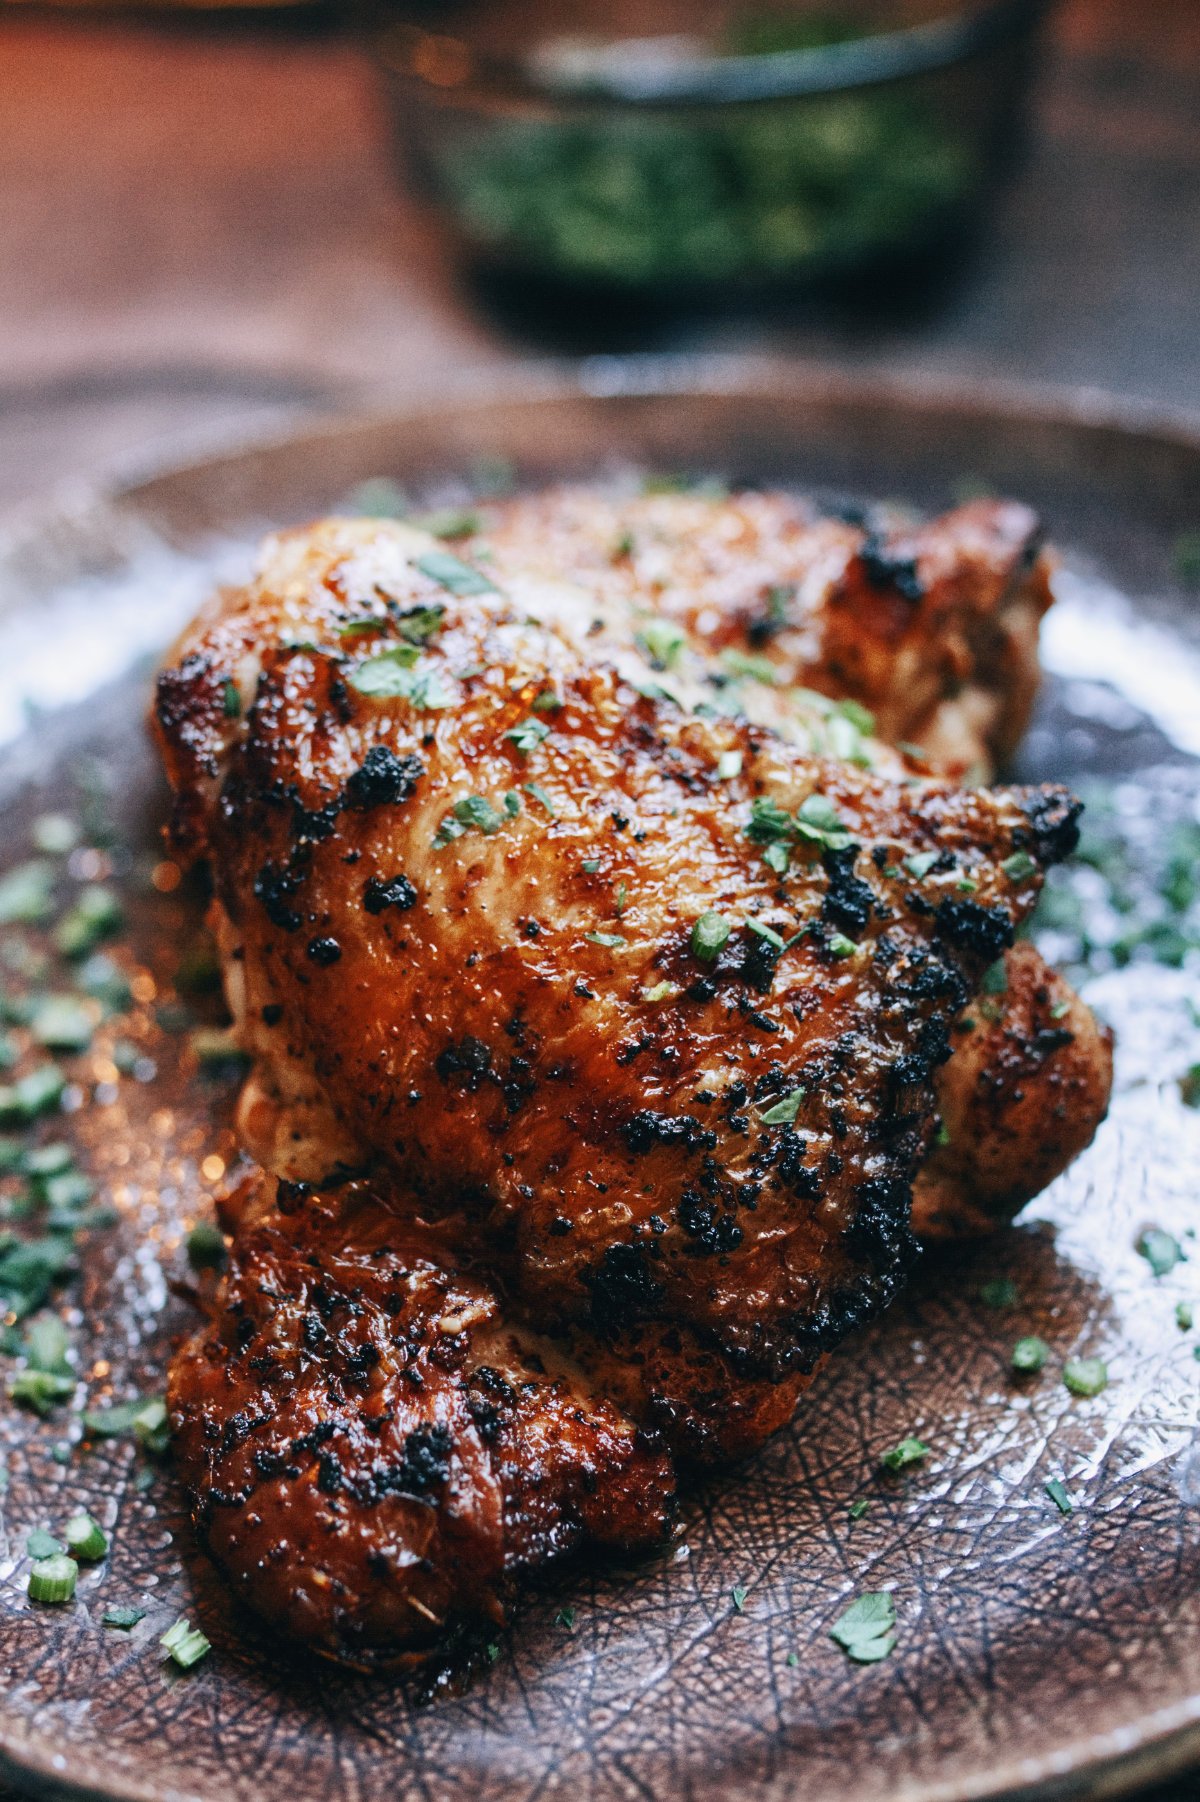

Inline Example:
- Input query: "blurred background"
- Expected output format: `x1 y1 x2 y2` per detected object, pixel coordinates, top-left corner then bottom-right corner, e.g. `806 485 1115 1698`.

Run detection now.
0 5 1198 1800
0 0 1197 512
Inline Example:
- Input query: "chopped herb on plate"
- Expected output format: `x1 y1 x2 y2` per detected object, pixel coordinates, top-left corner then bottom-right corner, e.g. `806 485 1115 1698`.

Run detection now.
881 1437 929 1472
1063 1356 1108 1398
829 1591 896 1663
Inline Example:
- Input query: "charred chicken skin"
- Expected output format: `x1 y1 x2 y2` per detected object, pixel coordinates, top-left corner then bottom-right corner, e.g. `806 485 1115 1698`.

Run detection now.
155 501 1110 1661
170 1180 673 1666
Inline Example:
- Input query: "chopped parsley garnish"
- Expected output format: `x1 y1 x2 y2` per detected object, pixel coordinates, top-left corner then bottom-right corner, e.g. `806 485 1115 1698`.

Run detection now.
103 1606 146 1630
9 1367 75 1413
745 792 856 868
581 858 601 874
555 1606 576 1629
27 1553 77 1605
393 603 446 645
721 649 777 685
56 886 123 959
1137 1228 1185 1278
186 1220 227 1271
848 1498 870 1521
433 793 513 847
746 797 794 845
1001 850 1037 882
0 861 55 926
523 783 556 815
794 793 855 851
829 1591 896 1663
636 619 687 670
716 750 743 781
82 1393 170 1452
881 1436 929 1472
31 995 95 1053
413 549 497 597
760 1088 804 1126
26 1528 62 1560
585 932 626 949
31 815 79 856
414 508 481 540
691 912 730 963
349 648 452 709
1011 1336 1049 1374
1044 1477 1073 1516
504 717 551 756
64 1511 108 1561
731 1585 748 1613
1063 1356 1108 1398
161 1617 211 1670
979 1278 1019 1309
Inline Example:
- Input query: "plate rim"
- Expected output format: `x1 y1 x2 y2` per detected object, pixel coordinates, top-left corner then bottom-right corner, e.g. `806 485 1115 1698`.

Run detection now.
3 352 1200 1802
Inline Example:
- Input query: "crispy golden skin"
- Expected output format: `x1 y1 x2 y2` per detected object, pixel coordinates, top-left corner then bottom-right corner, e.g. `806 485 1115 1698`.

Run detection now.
913 941 1113 1238
477 485 1102 1232
156 517 1079 1385
154 507 1107 1658
478 486 1053 780
169 1179 675 1667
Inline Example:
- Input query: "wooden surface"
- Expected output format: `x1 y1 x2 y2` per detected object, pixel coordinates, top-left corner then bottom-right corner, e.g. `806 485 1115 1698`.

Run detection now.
0 6 1198 1800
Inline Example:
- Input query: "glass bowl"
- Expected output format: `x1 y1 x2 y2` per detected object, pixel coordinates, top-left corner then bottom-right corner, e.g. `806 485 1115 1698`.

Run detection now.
368 0 1051 298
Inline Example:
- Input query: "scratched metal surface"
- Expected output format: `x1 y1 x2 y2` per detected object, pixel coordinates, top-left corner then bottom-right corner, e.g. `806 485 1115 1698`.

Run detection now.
1 361 1199 1802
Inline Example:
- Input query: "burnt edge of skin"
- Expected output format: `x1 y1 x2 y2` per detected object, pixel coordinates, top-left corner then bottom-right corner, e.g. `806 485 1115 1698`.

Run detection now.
1015 786 1084 864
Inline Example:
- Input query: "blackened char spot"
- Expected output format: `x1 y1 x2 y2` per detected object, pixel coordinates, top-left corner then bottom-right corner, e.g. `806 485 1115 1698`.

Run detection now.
844 1175 919 1275
254 860 304 931
775 1131 822 1198
363 873 418 914
343 746 425 811
821 846 875 936
935 898 1013 960
623 1111 718 1155
739 931 781 994
1016 787 1083 864
377 1423 453 1497
859 533 923 603
677 1190 743 1255
435 1036 492 1089
585 1242 665 1333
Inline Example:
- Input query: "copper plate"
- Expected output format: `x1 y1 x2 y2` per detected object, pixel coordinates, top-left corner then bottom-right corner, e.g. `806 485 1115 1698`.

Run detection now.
2 357 1200 1802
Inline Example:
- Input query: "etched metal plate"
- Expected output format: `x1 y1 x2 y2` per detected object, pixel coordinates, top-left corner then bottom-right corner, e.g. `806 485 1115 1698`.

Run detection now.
1 359 1199 1802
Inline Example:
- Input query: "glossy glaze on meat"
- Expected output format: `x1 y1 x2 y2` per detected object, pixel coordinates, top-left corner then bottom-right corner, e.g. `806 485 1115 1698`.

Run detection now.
170 1181 673 1666
468 485 1053 780
154 500 1106 1660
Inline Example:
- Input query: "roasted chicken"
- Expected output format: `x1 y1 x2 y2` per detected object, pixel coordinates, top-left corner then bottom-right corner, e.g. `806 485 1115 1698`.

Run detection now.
169 1179 674 1665
156 495 1111 1663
